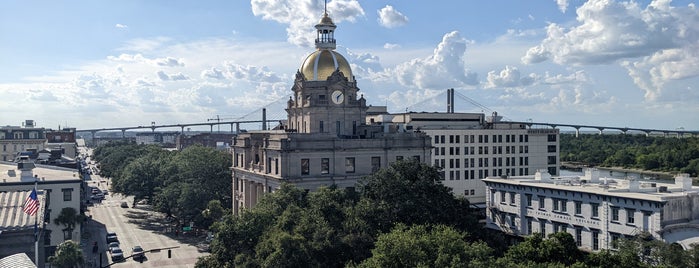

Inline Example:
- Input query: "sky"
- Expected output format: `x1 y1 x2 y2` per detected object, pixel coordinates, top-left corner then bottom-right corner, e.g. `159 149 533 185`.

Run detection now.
1 0 698 131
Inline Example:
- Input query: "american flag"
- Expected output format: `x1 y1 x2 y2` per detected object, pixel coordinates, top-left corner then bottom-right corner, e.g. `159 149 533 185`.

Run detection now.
23 188 39 216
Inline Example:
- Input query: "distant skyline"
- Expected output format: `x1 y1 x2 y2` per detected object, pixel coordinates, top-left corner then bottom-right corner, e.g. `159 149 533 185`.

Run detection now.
1 0 698 130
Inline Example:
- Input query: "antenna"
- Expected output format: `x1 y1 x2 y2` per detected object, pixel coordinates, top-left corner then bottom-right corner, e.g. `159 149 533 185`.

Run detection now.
324 0 328 15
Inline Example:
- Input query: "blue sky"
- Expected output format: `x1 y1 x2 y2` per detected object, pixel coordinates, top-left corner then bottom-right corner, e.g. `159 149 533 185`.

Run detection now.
1 0 698 131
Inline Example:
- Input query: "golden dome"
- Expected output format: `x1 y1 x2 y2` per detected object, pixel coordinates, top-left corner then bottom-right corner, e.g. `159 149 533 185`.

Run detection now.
300 50 353 82
318 14 334 25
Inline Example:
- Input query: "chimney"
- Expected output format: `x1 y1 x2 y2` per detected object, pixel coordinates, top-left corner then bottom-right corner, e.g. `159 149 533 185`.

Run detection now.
583 168 600 183
534 169 552 182
17 155 36 182
675 173 692 191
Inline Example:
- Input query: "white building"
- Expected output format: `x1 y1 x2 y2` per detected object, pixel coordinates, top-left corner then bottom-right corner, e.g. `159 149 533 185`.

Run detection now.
368 110 559 205
0 157 82 265
0 120 46 162
483 169 699 251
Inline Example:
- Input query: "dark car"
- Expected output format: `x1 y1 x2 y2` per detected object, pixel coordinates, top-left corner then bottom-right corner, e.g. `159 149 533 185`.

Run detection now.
132 246 145 261
106 232 118 243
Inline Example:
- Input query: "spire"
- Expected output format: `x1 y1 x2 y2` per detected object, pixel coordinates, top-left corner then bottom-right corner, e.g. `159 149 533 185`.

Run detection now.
315 1 337 50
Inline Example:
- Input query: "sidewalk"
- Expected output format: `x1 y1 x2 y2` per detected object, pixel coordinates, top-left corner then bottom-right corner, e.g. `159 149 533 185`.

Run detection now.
81 214 107 268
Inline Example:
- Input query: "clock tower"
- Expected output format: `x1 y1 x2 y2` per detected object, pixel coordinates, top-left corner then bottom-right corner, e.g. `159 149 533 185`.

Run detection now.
286 10 368 137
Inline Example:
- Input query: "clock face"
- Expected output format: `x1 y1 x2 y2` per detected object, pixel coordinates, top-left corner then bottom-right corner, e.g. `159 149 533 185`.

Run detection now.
331 90 344 104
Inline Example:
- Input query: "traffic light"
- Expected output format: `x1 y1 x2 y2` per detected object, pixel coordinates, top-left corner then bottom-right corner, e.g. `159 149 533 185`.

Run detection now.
168 249 172 258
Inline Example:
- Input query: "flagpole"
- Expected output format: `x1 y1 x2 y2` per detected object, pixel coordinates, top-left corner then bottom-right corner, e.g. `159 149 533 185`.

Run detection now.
34 180 39 266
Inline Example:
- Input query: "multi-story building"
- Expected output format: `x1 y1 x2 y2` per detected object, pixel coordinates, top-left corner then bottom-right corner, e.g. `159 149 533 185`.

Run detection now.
231 11 431 214
0 120 46 162
45 127 78 159
176 133 235 151
368 109 559 205
135 131 179 147
483 169 699 251
0 157 82 266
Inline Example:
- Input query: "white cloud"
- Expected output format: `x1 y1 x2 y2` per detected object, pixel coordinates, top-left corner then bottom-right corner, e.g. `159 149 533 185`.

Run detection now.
391 31 478 89
115 23 128 29
155 57 185 67
377 5 409 28
555 0 569 13
523 0 699 102
485 65 538 88
250 0 365 47
383 43 400 49
201 67 225 80
156 71 189 81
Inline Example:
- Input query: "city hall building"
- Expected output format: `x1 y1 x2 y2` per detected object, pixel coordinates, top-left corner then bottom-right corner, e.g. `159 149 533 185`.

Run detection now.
230 11 431 213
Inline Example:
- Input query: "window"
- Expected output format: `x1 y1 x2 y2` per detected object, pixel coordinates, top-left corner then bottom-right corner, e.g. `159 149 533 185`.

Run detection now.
553 198 559 211
454 171 460 180
538 196 545 209
449 135 454 143
548 134 557 142
345 157 355 173
540 220 546 236
548 156 557 165
592 230 600 250
62 188 73 201
500 191 506 204
509 192 516 205
435 148 440 156
548 145 557 153
627 209 635 225
455 135 460 143
470 189 474 195
440 135 445 143
510 214 517 229
525 194 532 207
371 156 381 172
611 233 621 249
321 158 329 174
301 159 310 175
612 207 620 222
319 121 324 133
591 203 599 218
526 217 533 234
575 201 582 215
434 135 439 144
561 199 567 212
575 227 582 247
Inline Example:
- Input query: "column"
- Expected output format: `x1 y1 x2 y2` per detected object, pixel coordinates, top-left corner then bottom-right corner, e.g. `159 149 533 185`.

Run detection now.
256 183 264 206
249 181 257 208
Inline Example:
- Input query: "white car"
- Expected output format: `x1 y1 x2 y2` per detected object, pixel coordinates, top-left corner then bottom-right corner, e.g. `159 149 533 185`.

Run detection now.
108 242 120 253
110 248 124 262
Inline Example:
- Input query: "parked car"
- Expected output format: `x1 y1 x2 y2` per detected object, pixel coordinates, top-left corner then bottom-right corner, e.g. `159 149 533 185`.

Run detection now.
93 192 105 199
91 188 100 194
108 242 120 253
110 248 124 262
120 202 129 208
106 232 118 243
132 246 145 261
102 189 109 195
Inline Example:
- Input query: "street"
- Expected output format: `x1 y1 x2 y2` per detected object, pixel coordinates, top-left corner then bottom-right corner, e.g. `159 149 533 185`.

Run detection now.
81 149 208 268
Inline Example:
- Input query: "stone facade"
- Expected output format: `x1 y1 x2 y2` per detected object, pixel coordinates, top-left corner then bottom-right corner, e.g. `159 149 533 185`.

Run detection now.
231 11 431 213
484 169 699 250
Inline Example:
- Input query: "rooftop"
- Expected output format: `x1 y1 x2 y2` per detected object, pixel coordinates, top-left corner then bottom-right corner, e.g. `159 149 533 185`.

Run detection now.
0 190 46 232
483 169 698 202
0 161 79 184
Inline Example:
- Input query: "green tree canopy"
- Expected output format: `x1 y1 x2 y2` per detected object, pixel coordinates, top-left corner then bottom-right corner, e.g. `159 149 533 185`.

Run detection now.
48 240 83 268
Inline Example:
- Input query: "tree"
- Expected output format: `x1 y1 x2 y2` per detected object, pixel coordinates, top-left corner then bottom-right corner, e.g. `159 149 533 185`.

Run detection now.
501 232 583 266
54 207 84 238
358 160 479 235
48 240 83 268
359 224 493 268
